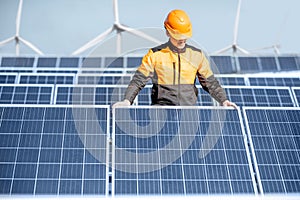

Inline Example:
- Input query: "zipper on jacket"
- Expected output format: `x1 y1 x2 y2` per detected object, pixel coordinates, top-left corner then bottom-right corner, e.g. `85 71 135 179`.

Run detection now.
178 53 181 85
177 53 181 104
172 62 176 85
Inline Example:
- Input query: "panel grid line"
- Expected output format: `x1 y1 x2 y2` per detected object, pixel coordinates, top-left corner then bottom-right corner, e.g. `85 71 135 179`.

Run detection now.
9 107 26 194
33 107 46 195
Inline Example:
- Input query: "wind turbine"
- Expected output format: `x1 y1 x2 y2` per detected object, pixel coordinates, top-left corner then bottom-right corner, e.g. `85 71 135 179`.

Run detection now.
248 10 290 55
72 0 162 56
0 0 44 55
213 0 249 55
249 44 281 55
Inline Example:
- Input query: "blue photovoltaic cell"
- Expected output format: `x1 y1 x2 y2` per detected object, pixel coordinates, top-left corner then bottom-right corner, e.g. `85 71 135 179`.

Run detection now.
112 107 256 195
259 57 278 71
197 89 214 106
216 76 246 86
0 74 16 84
55 86 126 105
278 56 298 71
292 87 300 107
77 75 132 85
224 87 295 107
0 85 53 104
134 86 295 107
0 105 109 195
37 58 57 68
59 57 79 68
249 77 300 87
19 75 74 84
243 107 300 194
104 57 123 68
1 57 35 68
137 87 152 105
127 57 142 68
210 56 235 74
81 57 102 68
238 57 259 72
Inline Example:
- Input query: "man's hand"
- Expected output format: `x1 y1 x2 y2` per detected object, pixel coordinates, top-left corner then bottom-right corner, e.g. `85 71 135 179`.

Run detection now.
222 100 238 109
112 99 131 109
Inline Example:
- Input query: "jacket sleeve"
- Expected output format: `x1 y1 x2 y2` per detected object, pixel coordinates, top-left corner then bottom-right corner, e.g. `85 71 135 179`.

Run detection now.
196 53 227 104
198 74 227 104
124 50 154 104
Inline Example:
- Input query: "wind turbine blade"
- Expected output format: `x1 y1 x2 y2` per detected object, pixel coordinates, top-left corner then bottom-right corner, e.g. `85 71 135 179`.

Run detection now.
250 46 273 51
233 0 242 45
235 46 250 54
118 24 162 45
0 37 15 46
16 0 23 37
72 27 114 55
249 44 280 52
18 37 44 55
113 0 120 24
211 45 233 55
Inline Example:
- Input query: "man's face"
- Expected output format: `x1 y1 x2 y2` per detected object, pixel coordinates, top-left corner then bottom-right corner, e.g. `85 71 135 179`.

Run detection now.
166 31 187 50
169 36 187 49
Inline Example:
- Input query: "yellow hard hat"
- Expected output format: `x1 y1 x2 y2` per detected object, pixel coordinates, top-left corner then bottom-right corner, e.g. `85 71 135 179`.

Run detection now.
164 9 192 40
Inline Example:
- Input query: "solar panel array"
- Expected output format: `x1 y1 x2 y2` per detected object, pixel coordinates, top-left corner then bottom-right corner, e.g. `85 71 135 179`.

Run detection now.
1 55 299 73
112 107 256 195
0 84 54 104
0 55 299 198
0 105 109 195
243 107 300 193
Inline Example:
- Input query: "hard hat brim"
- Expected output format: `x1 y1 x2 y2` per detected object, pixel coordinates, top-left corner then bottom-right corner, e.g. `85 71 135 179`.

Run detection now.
166 26 192 40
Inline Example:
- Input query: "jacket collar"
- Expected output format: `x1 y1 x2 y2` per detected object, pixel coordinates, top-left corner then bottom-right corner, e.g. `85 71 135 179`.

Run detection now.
167 40 186 53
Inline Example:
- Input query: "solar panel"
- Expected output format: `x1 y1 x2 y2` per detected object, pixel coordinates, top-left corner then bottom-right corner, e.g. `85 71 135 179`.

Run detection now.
55 85 128 105
278 56 298 71
0 73 17 84
1 57 35 68
104 57 124 68
136 87 153 105
19 73 74 84
0 105 109 195
291 87 300 107
37 57 57 68
127 57 142 68
134 86 296 107
238 57 259 73
243 107 300 194
35 69 79 74
224 86 296 107
0 84 54 104
215 75 247 86
248 76 300 87
259 57 278 71
210 56 235 74
76 74 132 85
59 57 79 68
112 106 257 195
81 57 102 68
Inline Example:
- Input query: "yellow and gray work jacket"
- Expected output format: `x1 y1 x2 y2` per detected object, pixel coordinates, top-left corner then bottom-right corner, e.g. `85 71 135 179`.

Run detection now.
124 41 227 106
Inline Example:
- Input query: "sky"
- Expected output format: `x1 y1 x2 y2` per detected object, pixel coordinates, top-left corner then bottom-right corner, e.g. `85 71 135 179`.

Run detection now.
0 0 300 56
